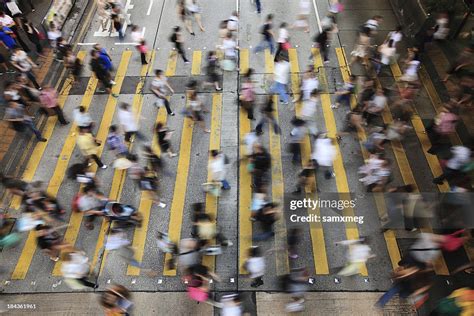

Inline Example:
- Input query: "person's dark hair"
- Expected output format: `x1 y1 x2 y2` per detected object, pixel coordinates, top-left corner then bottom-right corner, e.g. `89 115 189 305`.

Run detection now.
155 69 163 76
120 102 129 110
266 14 273 21
155 122 163 131
396 25 402 32
173 26 180 32
210 150 219 157
109 125 117 132
249 246 261 257
280 22 287 28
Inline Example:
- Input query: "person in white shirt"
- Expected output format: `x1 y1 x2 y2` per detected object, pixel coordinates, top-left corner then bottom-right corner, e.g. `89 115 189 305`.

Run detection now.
375 39 397 74
294 66 319 103
274 22 289 61
292 0 310 32
61 250 98 289
130 24 143 46
364 15 383 34
387 26 403 46
73 106 93 132
222 31 238 60
244 246 266 287
105 228 142 268
300 89 319 136
6 0 22 24
336 238 375 276
433 146 471 184
363 88 387 124
208 150 231 190
10 47 41 89
151 69 175 116
311 135 336 179
117 102 146 142
227 11 239 32
185 0 205 34
270 55 291 104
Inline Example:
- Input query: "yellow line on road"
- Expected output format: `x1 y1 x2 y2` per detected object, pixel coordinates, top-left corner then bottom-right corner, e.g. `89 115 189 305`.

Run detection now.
202 94 222 272
335 48 401 269
238 52 252 274
162 53 198 276
165 51 177 77
289 49 328 274
265 52 288 275
317 49 367 276
191 51 202 76
10 52 87 280
239 49 249 74
83 51 133 274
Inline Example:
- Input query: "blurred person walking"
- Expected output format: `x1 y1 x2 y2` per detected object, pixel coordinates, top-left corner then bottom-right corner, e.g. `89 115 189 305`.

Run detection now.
151 69 175 116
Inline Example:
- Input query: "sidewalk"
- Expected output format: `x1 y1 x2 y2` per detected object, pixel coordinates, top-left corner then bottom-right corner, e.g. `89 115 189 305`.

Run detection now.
0 292 416 315
0 0 92 188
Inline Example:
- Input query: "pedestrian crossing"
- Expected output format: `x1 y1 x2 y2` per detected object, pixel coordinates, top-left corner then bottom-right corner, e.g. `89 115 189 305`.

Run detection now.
2 46 471 291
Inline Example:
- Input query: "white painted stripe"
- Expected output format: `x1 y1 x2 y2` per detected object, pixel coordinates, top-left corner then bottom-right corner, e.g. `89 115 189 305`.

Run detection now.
114 42 139 45
147 0 154 15
78 43 97 46
312 0 322 33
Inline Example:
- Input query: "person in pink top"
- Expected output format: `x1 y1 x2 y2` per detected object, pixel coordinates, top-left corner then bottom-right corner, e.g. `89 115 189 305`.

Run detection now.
39 86 69 125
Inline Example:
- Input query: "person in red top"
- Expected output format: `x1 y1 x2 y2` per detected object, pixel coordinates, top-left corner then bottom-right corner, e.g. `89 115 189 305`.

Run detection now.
39 86 69 125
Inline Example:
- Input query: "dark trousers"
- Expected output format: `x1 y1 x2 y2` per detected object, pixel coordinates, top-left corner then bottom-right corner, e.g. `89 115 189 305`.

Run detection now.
251 276 264 287
241 101 254 120
10 25 30 52
27 34 43 54
89 154 104 168
24 120 43 139
52 106 68 124
140 52 147 64
25 71 41 89
255 0 262 13
274 43 284 61
175 43 188 62
78 277 96 288
124 131 146 142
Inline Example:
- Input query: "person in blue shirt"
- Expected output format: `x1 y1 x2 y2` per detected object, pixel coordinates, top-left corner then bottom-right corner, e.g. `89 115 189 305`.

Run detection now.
0 25 17 50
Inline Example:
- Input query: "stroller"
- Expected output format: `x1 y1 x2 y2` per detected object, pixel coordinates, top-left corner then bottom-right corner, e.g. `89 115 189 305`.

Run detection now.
102 202 143 228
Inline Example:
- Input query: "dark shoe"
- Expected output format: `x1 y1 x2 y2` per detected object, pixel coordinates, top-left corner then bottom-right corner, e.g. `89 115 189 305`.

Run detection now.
38 138 47 142
433 178 444 185
61 121 70 125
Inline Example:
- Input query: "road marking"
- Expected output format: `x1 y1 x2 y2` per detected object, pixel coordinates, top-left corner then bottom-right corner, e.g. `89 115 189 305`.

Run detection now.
83 51 132 275
147 0 154 15
94 0 134 37
289 49 329 274
315 49 368 276
264 50 289 275
335 48 400 270
10 52 87 280
163 52 200 276
77 43 97 46
311 0 323 33
239 49 249 75
202 94 223 272
238 49 252 274
191 50 202 76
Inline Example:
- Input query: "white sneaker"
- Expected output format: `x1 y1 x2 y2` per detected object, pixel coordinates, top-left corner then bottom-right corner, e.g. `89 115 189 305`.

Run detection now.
330 104 338 109
158 202 166 208
110 80 117 85
101 165 108 169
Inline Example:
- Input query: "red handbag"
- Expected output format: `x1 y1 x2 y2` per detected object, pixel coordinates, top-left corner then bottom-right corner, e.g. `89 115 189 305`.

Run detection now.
441 229 466 252
282 42 291 50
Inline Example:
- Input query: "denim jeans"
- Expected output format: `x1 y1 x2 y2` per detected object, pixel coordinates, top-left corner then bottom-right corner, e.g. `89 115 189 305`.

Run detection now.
270 82 289 103
254 37 274 54
255 0 262 13
24 120 43 139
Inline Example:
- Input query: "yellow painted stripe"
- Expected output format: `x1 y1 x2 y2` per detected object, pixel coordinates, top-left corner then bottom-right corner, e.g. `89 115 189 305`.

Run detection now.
265 52 288 275
165 51 178 77
191 50 202 75
10 51 88 210
163 52 198 276
239 49 249 74
335 48 400 269
316 50 368 276
289 49 328 274
269 96 288 276
83 51 133 274
10 53 86 280
238 53 252 274
202 94 222 272
376 63 449 274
